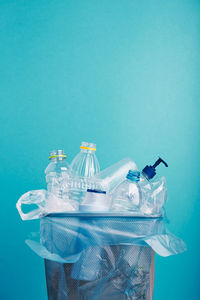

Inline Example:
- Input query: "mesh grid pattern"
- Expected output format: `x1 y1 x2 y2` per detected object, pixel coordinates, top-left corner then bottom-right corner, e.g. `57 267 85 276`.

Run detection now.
26 214 185 299
41 215 157 300
45 245 154 300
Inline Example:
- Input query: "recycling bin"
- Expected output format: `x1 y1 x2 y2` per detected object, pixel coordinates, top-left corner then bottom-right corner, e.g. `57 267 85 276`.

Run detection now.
25 213 185 300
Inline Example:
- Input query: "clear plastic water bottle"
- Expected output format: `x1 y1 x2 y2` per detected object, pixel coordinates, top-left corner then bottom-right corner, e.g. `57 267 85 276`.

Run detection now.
45 150 77 212
111 170 142 212
70 142 100 203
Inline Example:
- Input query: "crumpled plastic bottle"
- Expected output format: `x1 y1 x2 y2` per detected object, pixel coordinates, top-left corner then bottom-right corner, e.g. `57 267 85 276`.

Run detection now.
111 158 168 216
139 157 168 216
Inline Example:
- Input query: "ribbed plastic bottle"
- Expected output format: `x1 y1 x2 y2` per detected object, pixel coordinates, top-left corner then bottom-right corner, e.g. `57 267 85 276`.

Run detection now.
111 170 142 212
45 150 77 212
70 142 100 203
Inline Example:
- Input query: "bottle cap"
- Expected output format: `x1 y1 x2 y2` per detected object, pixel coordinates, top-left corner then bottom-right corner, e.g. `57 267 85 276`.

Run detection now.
142 157 168 180
49 150 67 160
80 141 96 151
126 170 140 182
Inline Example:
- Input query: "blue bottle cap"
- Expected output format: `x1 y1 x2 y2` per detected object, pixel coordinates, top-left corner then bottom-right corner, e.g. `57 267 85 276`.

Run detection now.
126 170 140 182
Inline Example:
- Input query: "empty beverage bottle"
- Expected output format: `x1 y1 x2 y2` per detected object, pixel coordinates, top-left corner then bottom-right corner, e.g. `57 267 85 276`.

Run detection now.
111 170 142 212
70 142 100 203
45 150 77 212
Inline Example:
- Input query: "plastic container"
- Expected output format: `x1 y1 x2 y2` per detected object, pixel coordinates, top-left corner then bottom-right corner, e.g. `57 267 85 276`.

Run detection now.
79 189 110 212
70 142 100 204
93 157 137 192
139 157 168 216
45 149 76 212
111 170 142 212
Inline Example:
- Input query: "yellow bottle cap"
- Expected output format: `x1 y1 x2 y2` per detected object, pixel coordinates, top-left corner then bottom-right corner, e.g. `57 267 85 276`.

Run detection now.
80 145 96 151
49 150 67 160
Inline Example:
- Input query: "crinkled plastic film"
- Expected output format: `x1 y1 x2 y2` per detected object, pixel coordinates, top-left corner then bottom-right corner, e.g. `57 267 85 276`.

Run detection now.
44 246 155 300
26 214 186 300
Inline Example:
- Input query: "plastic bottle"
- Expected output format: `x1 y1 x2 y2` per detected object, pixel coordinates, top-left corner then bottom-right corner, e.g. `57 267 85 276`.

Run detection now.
139 157 168 215
119 159 168 290
93 157 137 192
141 157 168 181
45 150 76 212
111 158 168 215
69 143 101 282
70 142 100 203
111 170 142 212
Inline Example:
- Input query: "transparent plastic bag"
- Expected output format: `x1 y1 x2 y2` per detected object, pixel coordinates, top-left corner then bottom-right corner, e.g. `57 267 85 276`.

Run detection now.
44 245 155 300
26 214 186 300
16 190 47 220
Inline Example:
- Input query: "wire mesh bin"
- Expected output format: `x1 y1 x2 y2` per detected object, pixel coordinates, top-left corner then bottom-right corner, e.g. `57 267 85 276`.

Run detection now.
44 246 155 300
26 213 186 300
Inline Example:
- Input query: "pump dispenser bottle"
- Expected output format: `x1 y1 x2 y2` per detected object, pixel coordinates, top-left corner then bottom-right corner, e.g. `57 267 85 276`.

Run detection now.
140 157 168 215
142 157 168 180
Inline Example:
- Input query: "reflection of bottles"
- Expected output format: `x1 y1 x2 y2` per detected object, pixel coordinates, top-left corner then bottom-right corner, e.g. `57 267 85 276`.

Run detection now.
45 150 76 212
111 170 142 212
70 142 100 203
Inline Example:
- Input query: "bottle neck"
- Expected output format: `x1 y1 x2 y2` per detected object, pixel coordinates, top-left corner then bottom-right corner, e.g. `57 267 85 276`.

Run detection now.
80 149 95 154
80 143 96 154
141 172 150 181
50 157 66 162
126 178 139 183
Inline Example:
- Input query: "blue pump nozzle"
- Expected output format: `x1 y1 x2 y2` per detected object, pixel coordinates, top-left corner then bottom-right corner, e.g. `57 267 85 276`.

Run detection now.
142 157 168 180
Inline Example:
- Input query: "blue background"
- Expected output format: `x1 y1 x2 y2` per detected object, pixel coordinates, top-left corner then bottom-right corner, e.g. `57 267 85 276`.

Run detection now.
0 0 199 299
